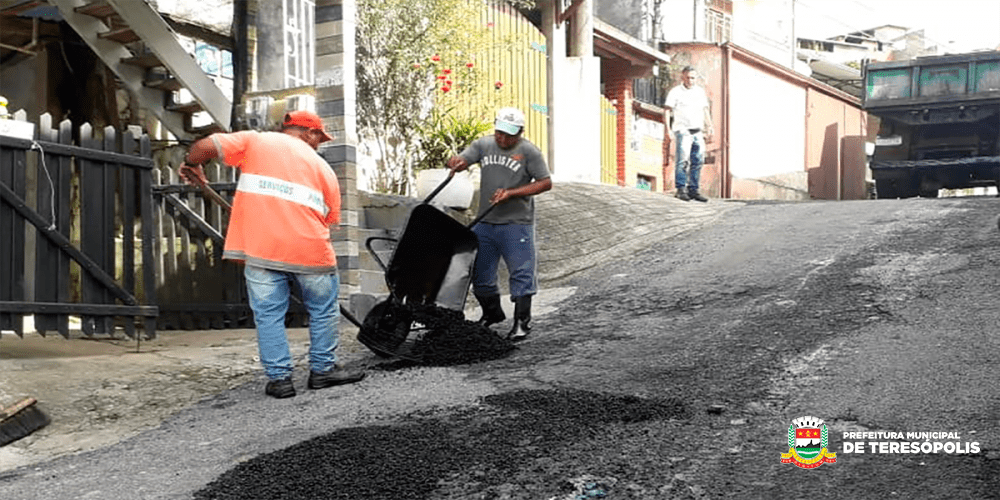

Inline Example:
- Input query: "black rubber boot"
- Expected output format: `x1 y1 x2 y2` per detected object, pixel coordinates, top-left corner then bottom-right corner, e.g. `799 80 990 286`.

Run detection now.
475 293 506 326
508 295 532 342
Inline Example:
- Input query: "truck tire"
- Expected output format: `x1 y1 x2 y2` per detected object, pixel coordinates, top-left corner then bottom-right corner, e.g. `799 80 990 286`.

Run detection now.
875 179 900 199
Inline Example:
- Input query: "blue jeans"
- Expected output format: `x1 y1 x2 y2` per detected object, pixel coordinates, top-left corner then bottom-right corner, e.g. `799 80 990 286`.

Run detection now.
472 222 537 299
244 265 340 380
674 130 705 193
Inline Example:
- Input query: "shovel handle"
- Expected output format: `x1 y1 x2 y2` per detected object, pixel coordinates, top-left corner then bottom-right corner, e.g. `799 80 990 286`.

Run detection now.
180 164 233 213
197 183 233 212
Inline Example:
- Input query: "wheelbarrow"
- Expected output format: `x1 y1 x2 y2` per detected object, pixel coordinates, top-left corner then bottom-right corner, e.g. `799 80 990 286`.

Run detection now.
180 165 496 362
356 170 499 361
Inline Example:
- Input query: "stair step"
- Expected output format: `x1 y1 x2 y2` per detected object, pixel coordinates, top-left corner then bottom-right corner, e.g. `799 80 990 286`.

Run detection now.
99 27 140 44
4 1 46 17
121 53 163 68
167 101 203 114
187 123 224 137
144 77 182 91
75 1 115 18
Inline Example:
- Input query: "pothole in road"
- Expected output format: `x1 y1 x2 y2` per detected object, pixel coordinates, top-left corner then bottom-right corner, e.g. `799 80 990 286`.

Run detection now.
194 388 689 500
858 252 969 286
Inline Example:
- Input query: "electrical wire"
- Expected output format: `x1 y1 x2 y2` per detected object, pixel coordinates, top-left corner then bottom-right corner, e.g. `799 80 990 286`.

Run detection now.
30 141 58 231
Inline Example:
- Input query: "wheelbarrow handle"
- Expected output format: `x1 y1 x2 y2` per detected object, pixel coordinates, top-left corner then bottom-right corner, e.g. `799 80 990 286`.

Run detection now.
339 305 364 328
467 201 499 229
421 169 456 205
365 236 398 273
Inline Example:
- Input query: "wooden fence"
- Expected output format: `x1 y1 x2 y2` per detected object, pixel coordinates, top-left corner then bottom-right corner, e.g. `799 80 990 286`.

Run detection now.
148 158 313 330
149 161 246 330
0 112 317 339
0 113 157 338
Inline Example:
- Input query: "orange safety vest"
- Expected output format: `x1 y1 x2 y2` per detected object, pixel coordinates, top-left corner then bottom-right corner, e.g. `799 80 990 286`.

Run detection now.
210 130 340 273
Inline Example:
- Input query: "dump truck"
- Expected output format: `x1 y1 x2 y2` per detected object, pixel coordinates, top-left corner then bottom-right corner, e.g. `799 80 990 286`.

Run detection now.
862 51 1000 198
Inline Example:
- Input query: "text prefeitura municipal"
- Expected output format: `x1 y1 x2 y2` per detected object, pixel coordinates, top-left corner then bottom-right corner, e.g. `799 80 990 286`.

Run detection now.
840 432 979 454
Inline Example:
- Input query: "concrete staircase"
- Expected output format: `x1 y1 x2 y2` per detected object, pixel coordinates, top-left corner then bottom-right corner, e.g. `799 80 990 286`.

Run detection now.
49 0 231 140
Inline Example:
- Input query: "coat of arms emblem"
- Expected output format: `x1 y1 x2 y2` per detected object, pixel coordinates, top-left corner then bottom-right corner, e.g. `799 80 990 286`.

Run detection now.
781 416 838 469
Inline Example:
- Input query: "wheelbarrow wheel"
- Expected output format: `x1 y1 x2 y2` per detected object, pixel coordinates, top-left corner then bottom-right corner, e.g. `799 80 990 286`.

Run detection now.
358 300 412 358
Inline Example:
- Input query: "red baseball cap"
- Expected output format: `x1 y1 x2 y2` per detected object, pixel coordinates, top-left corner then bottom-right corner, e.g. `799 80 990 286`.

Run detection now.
283 110 334 142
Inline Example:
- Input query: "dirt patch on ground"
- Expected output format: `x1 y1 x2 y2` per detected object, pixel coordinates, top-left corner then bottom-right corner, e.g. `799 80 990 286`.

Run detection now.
0 327 364 471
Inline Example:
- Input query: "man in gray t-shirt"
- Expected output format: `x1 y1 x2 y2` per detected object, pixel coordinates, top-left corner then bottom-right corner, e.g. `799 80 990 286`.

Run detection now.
447 107 552 341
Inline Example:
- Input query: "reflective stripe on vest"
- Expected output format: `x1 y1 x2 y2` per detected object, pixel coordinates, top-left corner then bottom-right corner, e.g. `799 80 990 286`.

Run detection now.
237 173 329 217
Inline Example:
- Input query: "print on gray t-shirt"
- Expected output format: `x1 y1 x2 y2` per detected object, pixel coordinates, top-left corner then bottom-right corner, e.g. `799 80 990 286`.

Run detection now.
459 136 550 225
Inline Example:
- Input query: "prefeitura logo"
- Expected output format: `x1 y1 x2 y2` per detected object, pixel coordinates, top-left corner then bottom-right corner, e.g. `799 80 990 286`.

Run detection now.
780 416 838 469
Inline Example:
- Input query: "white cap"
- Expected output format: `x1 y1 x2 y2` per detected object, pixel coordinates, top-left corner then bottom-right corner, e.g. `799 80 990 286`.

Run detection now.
494 107 525 135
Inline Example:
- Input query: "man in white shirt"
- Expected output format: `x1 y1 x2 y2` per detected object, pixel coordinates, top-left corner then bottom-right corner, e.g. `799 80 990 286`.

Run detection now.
664 66 714 202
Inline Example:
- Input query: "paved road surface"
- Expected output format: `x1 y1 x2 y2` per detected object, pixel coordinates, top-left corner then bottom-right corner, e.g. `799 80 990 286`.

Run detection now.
2 186 998 499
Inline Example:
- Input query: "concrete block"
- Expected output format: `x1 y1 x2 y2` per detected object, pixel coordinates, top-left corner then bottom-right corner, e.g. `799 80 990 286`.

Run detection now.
358 269 389 295
333 239 359 257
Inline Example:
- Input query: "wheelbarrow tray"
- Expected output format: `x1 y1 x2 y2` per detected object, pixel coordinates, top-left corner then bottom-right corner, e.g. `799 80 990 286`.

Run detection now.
383 203 478 311
357 203 479 361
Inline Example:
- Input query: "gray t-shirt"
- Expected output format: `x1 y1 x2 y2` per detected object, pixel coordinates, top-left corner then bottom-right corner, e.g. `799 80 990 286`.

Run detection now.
459 135 550 225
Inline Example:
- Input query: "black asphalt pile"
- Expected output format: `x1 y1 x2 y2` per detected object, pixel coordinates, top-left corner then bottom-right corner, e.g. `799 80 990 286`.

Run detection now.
363 302 517 366
193 388 688 500
407 304 517 366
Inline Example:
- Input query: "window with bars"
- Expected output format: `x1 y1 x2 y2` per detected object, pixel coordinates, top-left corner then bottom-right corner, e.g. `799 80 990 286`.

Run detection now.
706 0 733 15
705 5 732 43
284 0 315 87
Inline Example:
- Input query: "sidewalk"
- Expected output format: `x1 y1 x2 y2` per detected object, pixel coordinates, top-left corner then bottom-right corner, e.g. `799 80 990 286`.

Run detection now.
536 182 736 284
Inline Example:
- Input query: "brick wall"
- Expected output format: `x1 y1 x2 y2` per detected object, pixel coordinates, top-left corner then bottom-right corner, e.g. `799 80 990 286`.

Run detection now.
603 62 669 193
603 61 632 187
314 0 362 298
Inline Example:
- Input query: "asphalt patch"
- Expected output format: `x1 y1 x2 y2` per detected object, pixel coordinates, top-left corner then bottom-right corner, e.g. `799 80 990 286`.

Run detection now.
193 388 687 499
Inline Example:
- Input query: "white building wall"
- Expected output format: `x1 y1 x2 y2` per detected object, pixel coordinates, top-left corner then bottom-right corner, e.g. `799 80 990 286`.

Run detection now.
659 4 697 42
732 0 796 69
728 58 806 179
550 56 602 184
655 0 804 74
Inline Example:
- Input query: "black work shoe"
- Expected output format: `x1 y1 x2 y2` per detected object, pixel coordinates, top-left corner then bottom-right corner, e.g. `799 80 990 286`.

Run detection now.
507 295 533 342
265 378 296 399
474 293 506 327
308 368 366 390
509 320 531 342
675 190 691 201
689 191 708 202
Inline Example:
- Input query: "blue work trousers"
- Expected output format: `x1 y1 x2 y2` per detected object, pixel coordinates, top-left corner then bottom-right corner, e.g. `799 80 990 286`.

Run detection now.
244 265 340 380
472 222 537 299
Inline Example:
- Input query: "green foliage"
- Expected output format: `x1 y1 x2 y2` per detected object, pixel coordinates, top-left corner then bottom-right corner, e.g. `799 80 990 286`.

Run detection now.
414 108 492 172
356 0 497 195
